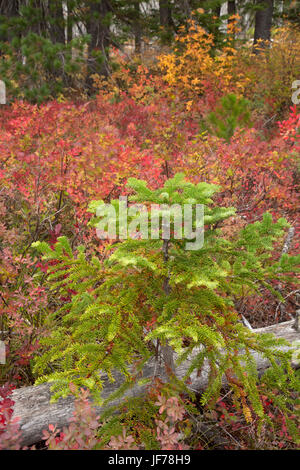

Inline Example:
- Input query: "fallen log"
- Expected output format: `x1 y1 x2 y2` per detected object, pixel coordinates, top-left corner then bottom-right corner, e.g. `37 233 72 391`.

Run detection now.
11 319 300 447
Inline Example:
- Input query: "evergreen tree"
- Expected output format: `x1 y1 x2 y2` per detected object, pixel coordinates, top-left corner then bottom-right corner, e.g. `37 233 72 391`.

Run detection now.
0 0 88 102
205 93 252 142
32 174 299 438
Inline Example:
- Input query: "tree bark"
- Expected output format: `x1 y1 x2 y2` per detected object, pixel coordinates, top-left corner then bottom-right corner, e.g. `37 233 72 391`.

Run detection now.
48 0 65 44
0 0 20 44
211 2 221 39
227 1 236 38
159 0 172 27
134 0 142 54
161 239 176 376
159 0 174 43
86 0 111 88
26 0 48 38
66 0 73 43
0 0 19 20
228 1 236 17
11 319 300 447
253 0 274 53
179 0 191 18
214 6 221 18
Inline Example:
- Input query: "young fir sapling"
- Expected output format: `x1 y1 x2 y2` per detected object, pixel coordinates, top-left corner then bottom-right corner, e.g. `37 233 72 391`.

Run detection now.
31 174 299 434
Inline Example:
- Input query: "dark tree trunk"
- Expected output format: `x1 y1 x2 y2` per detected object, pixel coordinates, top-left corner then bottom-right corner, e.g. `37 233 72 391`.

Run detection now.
159 0 172 27
228 1 236 17
48 0 65 44
161 239 176 377
0 0 20 43
86 0 111 88
214 6 221 18
134 1 142 54
179 0 191 18
227 1 236 38
253 0 274 53
0 0 19 17
159 0 173 43
66 0 73 43
212 2 221 39
24 1 48 38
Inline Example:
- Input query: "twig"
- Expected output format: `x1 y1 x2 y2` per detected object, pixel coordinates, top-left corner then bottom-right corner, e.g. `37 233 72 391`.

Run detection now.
275 289 299 320
241 314 253 331
262 113 277 129
275 227 295 321
217 423 242 448
281 227 295 256
292 310 300 332
216 389 233 403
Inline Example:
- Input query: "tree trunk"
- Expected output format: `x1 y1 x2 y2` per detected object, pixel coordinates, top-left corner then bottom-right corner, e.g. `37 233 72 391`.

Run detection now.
253 0 274 53
27 0 48 37
0 0 20 44
227 1 236 38
161 239 176 376
86 0 111 88
214 6 221 18
228 1 236 17
48 0 65 44
66 0 73 43
134 1 142 54
179 0 191 18
159 0 172 27
212 2 221 39
11 319 300 447
0 0 20 18
159 0 173 43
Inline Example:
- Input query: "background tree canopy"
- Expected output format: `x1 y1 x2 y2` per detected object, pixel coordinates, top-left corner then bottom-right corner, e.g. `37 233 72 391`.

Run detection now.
0 0 299 101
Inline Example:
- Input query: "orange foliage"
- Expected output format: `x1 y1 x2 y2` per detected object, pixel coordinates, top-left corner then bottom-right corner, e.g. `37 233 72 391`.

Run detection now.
158 17 249 108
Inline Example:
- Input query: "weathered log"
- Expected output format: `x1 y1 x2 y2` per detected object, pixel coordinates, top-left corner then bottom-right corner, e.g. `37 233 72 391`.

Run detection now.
11 320 300 447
